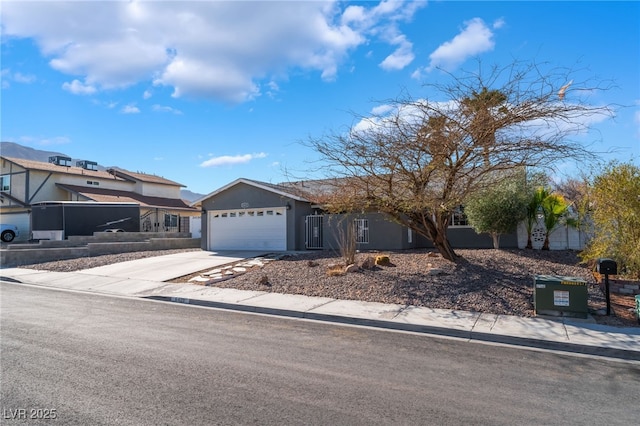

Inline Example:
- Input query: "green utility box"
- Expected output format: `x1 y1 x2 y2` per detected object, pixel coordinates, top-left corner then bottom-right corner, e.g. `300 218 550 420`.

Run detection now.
534 275 588 318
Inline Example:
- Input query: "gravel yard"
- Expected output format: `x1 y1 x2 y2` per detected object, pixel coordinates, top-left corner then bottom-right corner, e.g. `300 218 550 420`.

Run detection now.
18 247 637 327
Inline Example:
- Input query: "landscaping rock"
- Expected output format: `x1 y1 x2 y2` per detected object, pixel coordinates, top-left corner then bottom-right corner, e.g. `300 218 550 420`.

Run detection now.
360 256 376 270
345 264 359 273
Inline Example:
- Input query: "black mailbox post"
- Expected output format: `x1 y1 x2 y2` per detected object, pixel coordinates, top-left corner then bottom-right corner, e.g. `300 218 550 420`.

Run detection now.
597 258 618 316
597 258 618 275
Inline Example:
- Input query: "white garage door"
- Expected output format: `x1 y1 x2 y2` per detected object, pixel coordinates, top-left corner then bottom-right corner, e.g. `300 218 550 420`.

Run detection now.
208 208 287 251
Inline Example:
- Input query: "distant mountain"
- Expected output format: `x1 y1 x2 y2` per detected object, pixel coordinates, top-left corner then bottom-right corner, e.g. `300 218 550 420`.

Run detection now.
1 141 205 201
180 189 205 203
1 141 69 162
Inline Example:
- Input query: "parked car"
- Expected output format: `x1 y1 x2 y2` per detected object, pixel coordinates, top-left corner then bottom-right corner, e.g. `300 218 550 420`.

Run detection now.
1 224 19 242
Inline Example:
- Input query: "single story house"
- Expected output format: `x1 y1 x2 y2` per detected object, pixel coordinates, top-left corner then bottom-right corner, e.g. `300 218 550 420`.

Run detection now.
192 178 518 252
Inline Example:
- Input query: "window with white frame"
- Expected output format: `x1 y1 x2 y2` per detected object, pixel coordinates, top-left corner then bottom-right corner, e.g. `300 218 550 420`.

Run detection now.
354 218 369 244
449 205 469 227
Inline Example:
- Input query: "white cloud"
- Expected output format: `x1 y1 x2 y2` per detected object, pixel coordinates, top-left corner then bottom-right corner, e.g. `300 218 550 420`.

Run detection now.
143 90 152 99
371 104 395 115
18 135 71 146
353 98 613 145
379 33 414 71
1 1 424 103
62 79 96 95
40 136 71 146
13 72 36 83
427 18 499 72
121 104 140 114
152 104 183 115
0 69 37 88
200 152 268 168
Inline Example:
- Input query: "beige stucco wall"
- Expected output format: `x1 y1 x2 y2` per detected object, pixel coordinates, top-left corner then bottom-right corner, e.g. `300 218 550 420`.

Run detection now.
135 181 182 198
56 173 134 192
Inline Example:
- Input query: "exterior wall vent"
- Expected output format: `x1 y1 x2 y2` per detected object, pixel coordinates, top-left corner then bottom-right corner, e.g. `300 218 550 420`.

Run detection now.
76 160 99 171
49 156 72 167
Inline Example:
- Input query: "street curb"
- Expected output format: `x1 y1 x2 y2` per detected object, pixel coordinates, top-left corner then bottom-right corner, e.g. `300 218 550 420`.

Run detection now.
143 295 640 362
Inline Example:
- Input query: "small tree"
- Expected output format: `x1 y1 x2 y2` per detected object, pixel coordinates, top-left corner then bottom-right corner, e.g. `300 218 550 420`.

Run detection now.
580 161 640 278
464 174 529 248
336 217 357 266
539 191 570 250
523 172 550 249
556 176 592 248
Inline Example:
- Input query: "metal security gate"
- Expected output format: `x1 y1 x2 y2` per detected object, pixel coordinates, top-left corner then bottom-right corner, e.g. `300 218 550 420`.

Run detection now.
140 209 180 232
305 215 324 249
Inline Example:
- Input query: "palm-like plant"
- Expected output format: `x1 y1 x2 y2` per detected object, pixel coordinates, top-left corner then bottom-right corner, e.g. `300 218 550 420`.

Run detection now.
525 187 549 249
540 192 570 250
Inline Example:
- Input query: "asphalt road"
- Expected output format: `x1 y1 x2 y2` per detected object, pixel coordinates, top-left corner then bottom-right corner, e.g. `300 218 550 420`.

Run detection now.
2 283 639 425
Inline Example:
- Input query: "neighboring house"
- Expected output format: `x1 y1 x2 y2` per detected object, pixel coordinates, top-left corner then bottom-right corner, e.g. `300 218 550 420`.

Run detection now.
0 155 199 240
192 178 517 252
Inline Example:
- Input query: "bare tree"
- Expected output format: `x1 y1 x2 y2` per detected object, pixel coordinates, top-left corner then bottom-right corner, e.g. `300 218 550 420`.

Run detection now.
303 61 613 262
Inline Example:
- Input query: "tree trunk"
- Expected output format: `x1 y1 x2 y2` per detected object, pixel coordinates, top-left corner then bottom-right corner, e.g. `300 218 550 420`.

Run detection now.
433 235 458 262
432 212 459 262
542 234 550 250
404 212 459 262
491 232 500 249
526 232 533 249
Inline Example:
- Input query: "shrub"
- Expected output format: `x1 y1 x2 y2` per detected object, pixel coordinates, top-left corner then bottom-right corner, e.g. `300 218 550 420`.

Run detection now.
580 162 640 279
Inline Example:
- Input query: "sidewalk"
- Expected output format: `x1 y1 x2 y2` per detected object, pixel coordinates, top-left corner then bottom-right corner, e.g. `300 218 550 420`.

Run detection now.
1 251 639 361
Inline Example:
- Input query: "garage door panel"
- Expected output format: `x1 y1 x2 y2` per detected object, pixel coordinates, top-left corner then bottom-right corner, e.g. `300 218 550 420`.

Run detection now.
209 208 287 251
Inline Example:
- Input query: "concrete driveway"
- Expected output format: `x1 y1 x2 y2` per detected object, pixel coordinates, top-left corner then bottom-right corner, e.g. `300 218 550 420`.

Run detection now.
75 250 269 282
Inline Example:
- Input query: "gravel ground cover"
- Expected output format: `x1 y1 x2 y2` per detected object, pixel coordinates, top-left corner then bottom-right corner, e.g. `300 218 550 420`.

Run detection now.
18 247 638 327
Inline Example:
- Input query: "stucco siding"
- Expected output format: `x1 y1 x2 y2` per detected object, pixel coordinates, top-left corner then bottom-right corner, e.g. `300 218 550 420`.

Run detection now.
201 182 293 211
447 227 518 249
201 182 304 250
322 212 408 251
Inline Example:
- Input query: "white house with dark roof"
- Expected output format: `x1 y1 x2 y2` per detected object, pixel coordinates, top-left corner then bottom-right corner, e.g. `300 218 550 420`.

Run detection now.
0 155 199 240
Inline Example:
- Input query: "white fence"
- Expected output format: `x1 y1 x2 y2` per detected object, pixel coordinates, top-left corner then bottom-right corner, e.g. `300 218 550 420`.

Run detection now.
516 219 589 250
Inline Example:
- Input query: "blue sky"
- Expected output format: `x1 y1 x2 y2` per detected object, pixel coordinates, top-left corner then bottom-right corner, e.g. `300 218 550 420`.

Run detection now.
1 1 639 195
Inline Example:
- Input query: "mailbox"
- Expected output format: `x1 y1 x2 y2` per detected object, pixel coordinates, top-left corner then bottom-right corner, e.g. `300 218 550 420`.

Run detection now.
597 258 618 275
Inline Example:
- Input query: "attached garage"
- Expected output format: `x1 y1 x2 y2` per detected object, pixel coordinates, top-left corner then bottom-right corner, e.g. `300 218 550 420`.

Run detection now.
208 207 287 251
194 178 316 252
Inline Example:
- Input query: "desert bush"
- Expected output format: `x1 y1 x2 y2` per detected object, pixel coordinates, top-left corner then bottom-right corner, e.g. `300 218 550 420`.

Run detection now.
580 161 640 279
326 265 346 277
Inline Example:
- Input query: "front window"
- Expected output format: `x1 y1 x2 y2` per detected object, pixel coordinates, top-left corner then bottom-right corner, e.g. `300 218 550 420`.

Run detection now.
164 214 178 229
450 205 469 227
354 218 369 244
0 175 10 192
